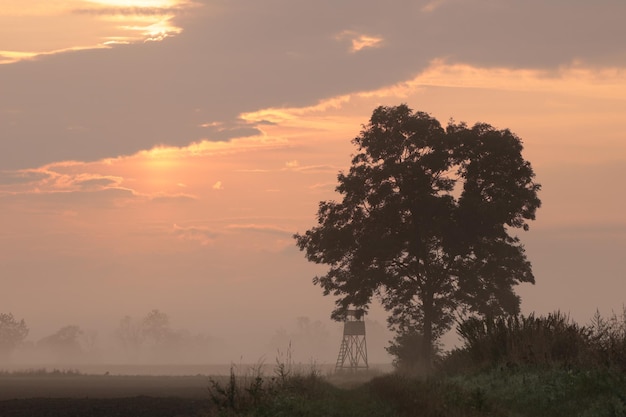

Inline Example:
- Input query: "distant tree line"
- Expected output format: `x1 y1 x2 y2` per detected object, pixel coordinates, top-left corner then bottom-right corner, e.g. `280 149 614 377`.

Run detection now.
0 309 218 365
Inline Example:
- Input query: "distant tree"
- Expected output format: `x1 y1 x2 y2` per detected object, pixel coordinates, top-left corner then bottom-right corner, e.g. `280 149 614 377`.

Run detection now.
295 104 541 368
116 315 143 353
116 310 186 361
0 313 29 361
141 309 172 346
38 325 84 361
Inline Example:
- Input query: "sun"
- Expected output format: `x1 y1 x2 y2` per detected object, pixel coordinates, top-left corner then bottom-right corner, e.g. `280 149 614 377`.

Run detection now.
141 146 182 170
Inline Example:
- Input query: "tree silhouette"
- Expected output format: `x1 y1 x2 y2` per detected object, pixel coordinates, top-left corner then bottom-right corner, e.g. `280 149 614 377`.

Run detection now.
295 105 541 367
0 313 29 361
38 325 84 361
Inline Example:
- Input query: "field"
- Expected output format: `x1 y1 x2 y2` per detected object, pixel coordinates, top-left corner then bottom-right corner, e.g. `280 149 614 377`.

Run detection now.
0 374 209 400
0 372 213 417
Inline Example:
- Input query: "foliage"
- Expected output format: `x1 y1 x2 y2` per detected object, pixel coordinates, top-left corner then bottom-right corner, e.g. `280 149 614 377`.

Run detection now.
205 363 626 417
295 104 541 365
116 315 144 352
587 307 626 370
207 361 338 417
449 366 626 417
115 309 214 362
451 312 590 370
441 309 626 375
116 309 173 352
386 329 441 374
364 374 506 417
0 313 29 359
37 325 85 360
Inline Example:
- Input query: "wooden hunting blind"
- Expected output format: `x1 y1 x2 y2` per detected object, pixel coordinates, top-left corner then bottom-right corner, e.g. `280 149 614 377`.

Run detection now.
335 309 368 372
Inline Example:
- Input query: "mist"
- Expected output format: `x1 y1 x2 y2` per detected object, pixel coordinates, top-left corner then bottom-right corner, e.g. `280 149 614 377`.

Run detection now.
1 308 394 375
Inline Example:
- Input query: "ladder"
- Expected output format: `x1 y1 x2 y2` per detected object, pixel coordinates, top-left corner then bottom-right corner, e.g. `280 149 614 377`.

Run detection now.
335 338 347 370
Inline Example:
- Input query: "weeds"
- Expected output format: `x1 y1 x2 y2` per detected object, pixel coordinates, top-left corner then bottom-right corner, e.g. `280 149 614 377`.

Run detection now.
206 344 327 416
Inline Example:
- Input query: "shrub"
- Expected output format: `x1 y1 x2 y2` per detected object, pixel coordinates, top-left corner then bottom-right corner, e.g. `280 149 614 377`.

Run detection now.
449 312 591 370
587 307 626 370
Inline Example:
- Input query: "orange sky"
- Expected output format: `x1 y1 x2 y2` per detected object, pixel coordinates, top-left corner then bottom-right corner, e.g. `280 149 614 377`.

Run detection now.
1 0 625 365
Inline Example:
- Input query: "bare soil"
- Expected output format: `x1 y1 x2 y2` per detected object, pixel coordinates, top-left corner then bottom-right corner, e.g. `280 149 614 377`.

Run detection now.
0 375 214 417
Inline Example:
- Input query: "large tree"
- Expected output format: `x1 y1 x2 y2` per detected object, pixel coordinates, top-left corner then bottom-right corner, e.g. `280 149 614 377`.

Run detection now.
295 105 541 367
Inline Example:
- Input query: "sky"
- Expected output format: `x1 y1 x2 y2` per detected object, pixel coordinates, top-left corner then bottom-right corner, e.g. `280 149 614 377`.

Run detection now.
1 0 625 365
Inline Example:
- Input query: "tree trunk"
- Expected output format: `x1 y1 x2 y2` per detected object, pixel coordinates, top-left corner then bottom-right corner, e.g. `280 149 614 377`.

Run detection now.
421 289 434 372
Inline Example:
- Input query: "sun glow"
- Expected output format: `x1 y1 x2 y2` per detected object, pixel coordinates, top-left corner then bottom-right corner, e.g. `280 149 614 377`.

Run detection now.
139 146 183 173
83 0 181 7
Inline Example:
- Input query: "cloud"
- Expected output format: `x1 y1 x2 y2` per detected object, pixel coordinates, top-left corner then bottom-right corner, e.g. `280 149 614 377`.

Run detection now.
0 187 137 213
212 181 223 190
0 170 51 185
226 224 293 237
173 223 217 245
2 0 626 170
71 6 188 17
308 182 336 190
201 125 262 142
421 0 447 13
335 30 383 53
74 176 120 191
149 192 197 202
288 164 337 174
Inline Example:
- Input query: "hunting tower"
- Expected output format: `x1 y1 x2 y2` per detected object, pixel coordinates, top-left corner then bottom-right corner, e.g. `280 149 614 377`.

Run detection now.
335 309 368 372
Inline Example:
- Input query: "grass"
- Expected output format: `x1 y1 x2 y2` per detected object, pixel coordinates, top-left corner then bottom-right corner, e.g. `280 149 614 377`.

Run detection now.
1 367 622 417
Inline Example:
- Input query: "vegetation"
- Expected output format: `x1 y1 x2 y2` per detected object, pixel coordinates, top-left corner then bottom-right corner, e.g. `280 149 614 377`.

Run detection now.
202 310 626 417
0 313 29 362
295 104 541 366
0 368 81 377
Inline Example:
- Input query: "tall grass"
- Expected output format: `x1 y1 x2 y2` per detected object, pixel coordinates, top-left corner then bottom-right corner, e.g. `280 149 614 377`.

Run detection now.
442 309 626 373
587 307 626 369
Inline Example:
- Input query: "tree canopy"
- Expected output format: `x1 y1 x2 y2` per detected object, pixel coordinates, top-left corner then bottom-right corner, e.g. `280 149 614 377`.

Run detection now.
294 104 541 367
0 313 29 360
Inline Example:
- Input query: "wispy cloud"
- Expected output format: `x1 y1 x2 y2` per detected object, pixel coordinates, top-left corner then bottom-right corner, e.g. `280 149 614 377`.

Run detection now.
286 164 337 174
335 30 383 53
421 0 447 13
74 176 120 191
308 182 336 190
0 170 51 186
226 224 293 236
173 223 217 245
71 6 186 17
0 166 126 195
149 192 197 202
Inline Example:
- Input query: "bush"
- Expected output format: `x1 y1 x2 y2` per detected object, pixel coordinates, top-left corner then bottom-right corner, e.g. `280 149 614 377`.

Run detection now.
443 309 626 373
446 312 591 371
